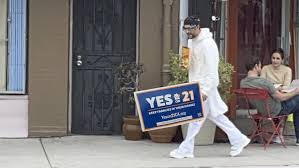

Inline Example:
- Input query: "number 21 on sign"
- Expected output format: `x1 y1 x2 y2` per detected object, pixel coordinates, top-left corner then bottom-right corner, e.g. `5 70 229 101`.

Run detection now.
182 90 194 102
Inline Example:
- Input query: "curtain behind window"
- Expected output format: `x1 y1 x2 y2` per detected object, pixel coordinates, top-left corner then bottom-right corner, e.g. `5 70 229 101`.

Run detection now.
237 0 282 79
7 0 27 93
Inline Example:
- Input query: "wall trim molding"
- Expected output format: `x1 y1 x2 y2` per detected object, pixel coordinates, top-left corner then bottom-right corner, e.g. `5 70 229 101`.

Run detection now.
29 126 67 137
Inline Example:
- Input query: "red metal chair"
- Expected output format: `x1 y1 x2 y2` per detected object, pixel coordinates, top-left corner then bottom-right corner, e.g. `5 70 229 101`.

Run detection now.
234 88 288 150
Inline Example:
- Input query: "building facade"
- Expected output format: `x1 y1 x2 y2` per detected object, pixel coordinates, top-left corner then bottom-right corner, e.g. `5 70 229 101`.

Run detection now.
0 0 298 137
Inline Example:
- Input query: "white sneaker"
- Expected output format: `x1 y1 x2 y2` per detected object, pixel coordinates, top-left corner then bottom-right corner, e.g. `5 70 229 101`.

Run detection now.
230 137 251 157
169 149 194 159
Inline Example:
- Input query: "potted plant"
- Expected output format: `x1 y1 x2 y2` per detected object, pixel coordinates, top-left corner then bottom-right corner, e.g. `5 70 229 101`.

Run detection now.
218 56 234 104
168 51 188 85
115 62 144 140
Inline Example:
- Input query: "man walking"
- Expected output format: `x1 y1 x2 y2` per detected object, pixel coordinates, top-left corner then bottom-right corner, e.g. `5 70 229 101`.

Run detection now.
169 16 250 159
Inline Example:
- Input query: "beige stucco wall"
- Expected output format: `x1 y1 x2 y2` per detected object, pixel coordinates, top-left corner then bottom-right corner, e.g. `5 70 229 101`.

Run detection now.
28 0 69 136
171 0 179 52
139 0 179 90
139 0 163 89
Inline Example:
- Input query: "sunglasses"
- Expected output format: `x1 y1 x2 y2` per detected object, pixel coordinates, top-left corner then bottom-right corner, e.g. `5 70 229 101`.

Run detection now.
182 25 198 32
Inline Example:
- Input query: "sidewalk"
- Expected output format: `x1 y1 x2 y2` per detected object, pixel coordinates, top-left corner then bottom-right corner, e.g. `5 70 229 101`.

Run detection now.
0 135 298 168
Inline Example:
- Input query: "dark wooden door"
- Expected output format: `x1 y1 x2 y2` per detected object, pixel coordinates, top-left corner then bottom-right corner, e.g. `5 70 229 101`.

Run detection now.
189 0 213 28
236 0 282 85
72 0 137 134
227 0 282 117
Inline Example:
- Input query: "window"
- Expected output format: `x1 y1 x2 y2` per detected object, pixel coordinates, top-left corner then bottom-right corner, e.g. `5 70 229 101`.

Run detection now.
0 0 27 94
0 0 8 92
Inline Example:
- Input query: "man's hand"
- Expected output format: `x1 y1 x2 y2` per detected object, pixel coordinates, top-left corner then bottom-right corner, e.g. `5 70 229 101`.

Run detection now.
277 86 283 92
294 87 299 95
274 87 299 102
202 93 208 101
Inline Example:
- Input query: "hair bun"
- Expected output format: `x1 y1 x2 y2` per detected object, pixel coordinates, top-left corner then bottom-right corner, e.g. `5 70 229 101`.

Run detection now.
277 48 284 54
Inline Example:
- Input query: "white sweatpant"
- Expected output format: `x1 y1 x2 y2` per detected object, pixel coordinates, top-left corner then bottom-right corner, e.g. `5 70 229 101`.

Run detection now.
178 103 246 154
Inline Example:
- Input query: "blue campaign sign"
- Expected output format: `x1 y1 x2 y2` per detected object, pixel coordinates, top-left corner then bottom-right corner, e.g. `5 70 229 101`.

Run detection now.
134 82 204 132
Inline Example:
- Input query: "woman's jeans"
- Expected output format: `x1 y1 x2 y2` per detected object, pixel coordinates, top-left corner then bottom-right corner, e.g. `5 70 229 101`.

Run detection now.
279 95 299 140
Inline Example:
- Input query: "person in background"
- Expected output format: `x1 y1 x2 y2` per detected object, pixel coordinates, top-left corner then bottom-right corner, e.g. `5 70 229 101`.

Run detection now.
261 48 292 143
261 48 292 90
241 56 299 146
169 16 250 159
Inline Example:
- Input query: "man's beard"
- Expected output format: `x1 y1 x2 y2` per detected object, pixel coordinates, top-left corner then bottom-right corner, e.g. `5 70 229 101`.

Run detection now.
187 34 194 39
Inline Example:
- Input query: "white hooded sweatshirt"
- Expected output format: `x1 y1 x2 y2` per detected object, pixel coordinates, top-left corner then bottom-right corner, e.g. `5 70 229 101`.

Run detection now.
189 28 227 117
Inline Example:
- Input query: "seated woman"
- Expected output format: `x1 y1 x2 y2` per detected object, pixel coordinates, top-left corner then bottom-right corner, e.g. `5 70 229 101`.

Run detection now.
260 48 292 143
261 48 292 90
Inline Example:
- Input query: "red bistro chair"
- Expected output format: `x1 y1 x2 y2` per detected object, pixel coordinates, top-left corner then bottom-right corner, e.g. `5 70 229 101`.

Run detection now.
233 88 288 150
